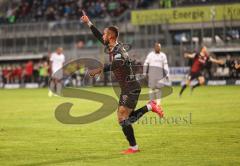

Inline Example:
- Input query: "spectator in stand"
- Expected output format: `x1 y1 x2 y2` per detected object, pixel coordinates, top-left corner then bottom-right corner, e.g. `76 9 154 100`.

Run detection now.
0 10 5 24
24 60 33 83
107 0 119 16
5 65 12 84
6 4 17 23
95 1 103 16
0 0 136 24
9 65 14 83
63 3 72 17
137 0 155 8
39 61 49 87
33 62 40 83
0 66 2 86
2 0 238 24
160 0 172 8
2 66 8 84
12 65 18 83
45 6 56 21
79 64 85 86
16 64 23 84
17 1 31 19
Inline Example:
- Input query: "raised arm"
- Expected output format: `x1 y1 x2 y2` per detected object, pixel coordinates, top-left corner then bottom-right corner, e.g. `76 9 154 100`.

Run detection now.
209 56 224 65
184 52 196 59
80 10 104 45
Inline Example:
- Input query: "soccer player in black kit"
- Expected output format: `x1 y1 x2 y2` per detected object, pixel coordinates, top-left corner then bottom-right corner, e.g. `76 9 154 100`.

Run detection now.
81 11 163 154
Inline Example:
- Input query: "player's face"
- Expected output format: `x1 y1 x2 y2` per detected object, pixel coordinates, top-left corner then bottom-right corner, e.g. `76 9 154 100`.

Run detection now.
200 46 208 57
155 44 161 53
102 28 109 45
200 51 208 57
56 48 63 54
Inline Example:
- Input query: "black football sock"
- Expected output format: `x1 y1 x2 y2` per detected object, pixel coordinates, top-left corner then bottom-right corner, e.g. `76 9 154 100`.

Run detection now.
128 106 149 124
192 82 200 90
120 120 136 146
179 84 187 96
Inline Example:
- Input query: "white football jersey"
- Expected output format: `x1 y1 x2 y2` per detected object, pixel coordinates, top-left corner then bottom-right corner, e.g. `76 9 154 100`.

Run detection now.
50 52 65 73
144 51 169 77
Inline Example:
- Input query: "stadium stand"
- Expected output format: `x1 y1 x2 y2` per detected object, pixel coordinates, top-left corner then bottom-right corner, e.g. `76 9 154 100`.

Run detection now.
1 0 239 24
0 0 157 24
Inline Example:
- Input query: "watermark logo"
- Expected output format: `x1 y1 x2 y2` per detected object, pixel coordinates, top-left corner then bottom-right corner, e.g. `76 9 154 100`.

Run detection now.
137 113 192 125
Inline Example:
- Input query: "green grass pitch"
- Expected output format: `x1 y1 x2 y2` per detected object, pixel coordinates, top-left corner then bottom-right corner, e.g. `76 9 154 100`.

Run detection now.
0 86 240 166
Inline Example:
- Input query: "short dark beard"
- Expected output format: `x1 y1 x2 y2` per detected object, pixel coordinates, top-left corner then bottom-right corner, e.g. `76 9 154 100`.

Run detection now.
104 40 109 46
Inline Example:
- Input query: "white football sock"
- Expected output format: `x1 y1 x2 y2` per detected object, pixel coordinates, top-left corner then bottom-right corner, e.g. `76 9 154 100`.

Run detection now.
130 145 138 150
147 104 152 111
149 89 155 100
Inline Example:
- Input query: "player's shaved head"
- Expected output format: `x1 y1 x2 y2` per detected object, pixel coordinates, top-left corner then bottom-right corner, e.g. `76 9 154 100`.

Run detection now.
102 26 119 45
57 47 63 51
107 26 119 39
155 42 161 47
200 46 208 56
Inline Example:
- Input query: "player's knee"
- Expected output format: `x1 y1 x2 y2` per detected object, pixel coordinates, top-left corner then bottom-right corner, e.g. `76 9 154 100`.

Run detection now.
199 78 205 84
117 113 129 123
117 107 130 123
119 119 130 128
118 115 126 123
118 116 132 128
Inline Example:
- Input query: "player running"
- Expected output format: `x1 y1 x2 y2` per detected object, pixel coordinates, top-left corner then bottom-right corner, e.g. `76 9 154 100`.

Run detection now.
179 46 224 97
81 11 163 154
143 42 169 112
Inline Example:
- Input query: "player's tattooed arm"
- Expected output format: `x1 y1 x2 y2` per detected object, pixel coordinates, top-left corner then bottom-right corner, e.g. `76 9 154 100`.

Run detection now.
89 67 103 77
80 10 104 44
88 64 112 78
184 53 195 59
209 57 224 65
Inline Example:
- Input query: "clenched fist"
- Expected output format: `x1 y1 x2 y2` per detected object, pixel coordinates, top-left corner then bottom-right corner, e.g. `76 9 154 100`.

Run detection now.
80 10 89 24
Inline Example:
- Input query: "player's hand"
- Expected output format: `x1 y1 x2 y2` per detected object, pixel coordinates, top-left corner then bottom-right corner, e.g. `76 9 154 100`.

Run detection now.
184 53 188 58
219 59 225 65
80 10 89 24
88 68 102 77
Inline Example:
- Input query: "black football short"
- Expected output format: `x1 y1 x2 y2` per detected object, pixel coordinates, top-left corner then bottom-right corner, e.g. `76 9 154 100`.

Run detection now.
188 72 202 81
119 89 141 109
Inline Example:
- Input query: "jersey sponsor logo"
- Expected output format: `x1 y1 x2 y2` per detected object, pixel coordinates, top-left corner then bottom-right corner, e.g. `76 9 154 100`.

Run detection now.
121 95 128 104
114 53 122 59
